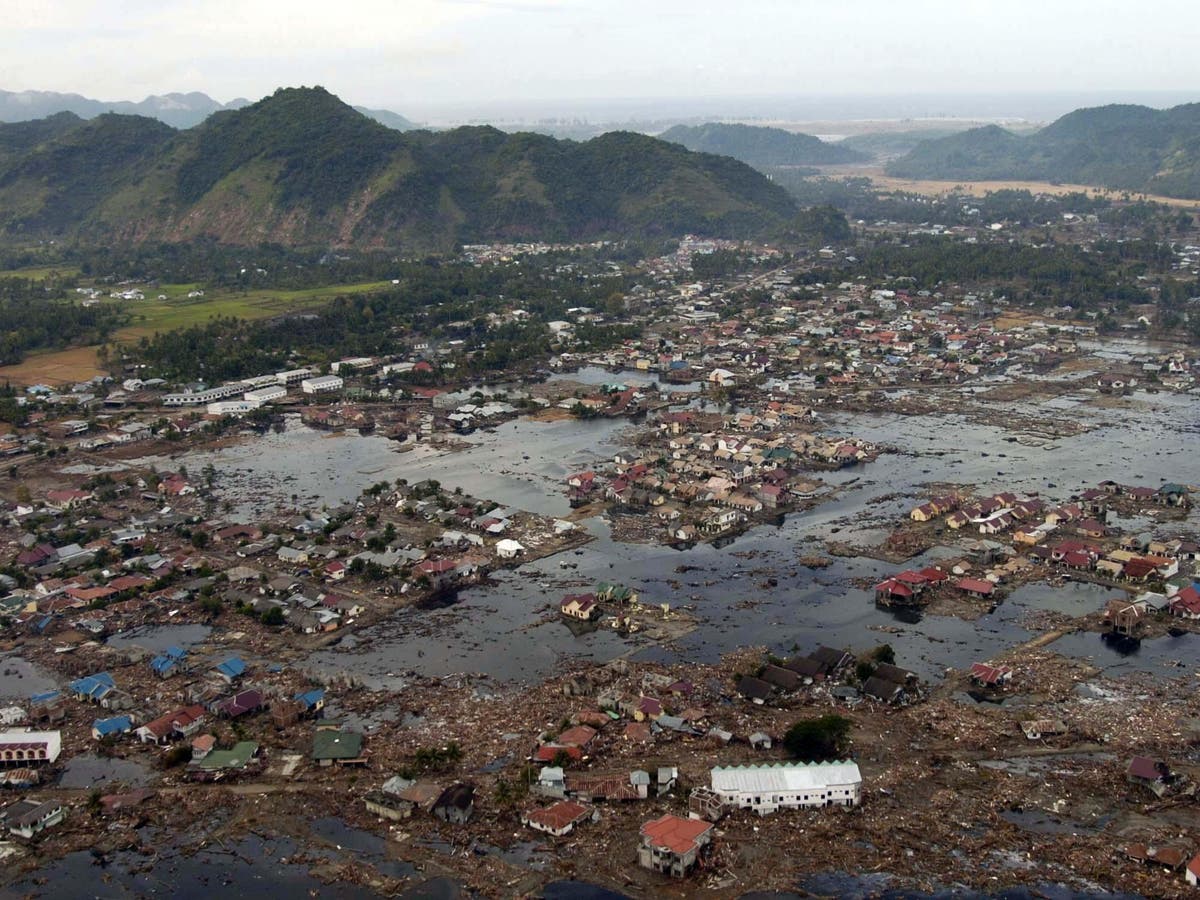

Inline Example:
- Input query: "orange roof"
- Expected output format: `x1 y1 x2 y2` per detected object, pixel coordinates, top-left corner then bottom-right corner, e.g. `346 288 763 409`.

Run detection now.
640 814 712 855
526 800 590 832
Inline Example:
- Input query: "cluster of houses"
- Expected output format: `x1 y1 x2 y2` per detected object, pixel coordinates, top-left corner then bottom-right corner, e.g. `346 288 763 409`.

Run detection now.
0 471 576 644
894 481 1199 620
565 408 874 543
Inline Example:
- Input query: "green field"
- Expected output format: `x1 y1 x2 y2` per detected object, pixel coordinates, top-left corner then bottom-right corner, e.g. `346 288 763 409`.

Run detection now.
0 264 82 279
111 280 396 340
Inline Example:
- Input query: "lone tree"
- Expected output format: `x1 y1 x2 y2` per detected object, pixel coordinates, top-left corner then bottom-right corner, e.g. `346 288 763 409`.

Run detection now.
783 714 853 762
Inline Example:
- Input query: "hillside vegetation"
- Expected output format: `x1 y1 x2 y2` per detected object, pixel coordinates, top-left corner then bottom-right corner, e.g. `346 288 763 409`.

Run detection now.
887 102 1200 198
661 122 867 167
0 87 800 249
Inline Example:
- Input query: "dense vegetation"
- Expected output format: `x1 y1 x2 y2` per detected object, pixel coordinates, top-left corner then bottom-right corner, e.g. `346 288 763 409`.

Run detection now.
783 714 853 761
887 102 1200 198
0 274 128 365
0 88 800 249
127 255 640 380
817 233 1174 313
660 123 867 167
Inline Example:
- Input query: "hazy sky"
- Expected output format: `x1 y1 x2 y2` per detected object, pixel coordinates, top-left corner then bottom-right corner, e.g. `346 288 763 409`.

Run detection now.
4 0 1199 115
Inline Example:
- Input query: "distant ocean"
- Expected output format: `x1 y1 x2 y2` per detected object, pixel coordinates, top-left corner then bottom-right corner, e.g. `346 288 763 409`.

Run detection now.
404 90 1200 128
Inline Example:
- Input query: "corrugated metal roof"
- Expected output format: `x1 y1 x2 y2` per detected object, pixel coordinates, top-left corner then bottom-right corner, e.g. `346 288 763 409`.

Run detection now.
711 761 861 794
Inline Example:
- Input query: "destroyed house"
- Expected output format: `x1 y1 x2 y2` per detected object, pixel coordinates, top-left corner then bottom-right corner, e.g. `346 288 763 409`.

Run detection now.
759 664 801 692
969 662 1013 686
216 689 265 719
736 675 772 704
433 783 475 824
782 656 824 682
809 646 853 673
863 676 906 704
1127 756 1171 796
873 663 917 684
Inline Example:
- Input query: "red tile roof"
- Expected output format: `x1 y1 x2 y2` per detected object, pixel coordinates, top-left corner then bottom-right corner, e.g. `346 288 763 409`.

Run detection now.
640 814 712 855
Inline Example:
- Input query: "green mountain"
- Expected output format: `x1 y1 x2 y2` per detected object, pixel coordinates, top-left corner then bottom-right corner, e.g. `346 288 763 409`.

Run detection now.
887 102 1200 198
660 122 867 167
0 87 798 249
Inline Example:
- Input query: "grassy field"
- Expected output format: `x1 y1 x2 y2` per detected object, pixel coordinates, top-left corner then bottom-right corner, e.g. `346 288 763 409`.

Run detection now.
0 264 82 279
830 166 1200 209
0 277 396 386
0 345 104 386
112 280 396 340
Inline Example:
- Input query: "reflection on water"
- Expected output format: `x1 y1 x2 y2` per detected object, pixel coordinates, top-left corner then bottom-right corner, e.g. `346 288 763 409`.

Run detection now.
107 624 213 654
0 654 59 700
152 387 1200 685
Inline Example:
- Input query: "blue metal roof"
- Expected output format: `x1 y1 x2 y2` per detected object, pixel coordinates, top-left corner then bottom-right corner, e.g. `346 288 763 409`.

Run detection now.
70 672 115 700
92 715 133 736
29 690 61 704
294 688 325 708
214 657 246 679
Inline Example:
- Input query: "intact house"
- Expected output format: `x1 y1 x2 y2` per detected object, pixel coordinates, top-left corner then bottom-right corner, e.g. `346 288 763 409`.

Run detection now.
1 798 66 839
710 761 862 815
136 706 207 745
561 593 599 620
638 814 714 878
312 729 367 767
524 799 595 837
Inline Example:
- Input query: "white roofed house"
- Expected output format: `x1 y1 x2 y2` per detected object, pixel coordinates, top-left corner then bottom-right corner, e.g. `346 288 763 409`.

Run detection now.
710 761 862 814
495 539 525 559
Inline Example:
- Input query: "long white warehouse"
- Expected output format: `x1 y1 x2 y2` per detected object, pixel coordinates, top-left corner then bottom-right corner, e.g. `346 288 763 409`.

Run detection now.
710 761 861 814
0 729 62 766
301 375 344 395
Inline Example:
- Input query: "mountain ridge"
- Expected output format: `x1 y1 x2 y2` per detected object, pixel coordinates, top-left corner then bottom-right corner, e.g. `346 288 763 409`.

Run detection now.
0 87 801 250
0 87 417 131
660 122 868 168
887 102 1200 198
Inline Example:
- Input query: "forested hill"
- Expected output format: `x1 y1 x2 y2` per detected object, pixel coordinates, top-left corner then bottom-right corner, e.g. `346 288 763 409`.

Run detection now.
660 122 867 167
0 87 800 249
887 102 1200 198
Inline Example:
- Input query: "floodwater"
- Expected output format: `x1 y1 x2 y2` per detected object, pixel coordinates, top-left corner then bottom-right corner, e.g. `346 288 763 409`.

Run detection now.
58 753 155 789
790 873 1144 899
309 817 416 880
165 360 1200 685
0 653 59 701
147 413 632 520
107 623 213 655
2 832 385 900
